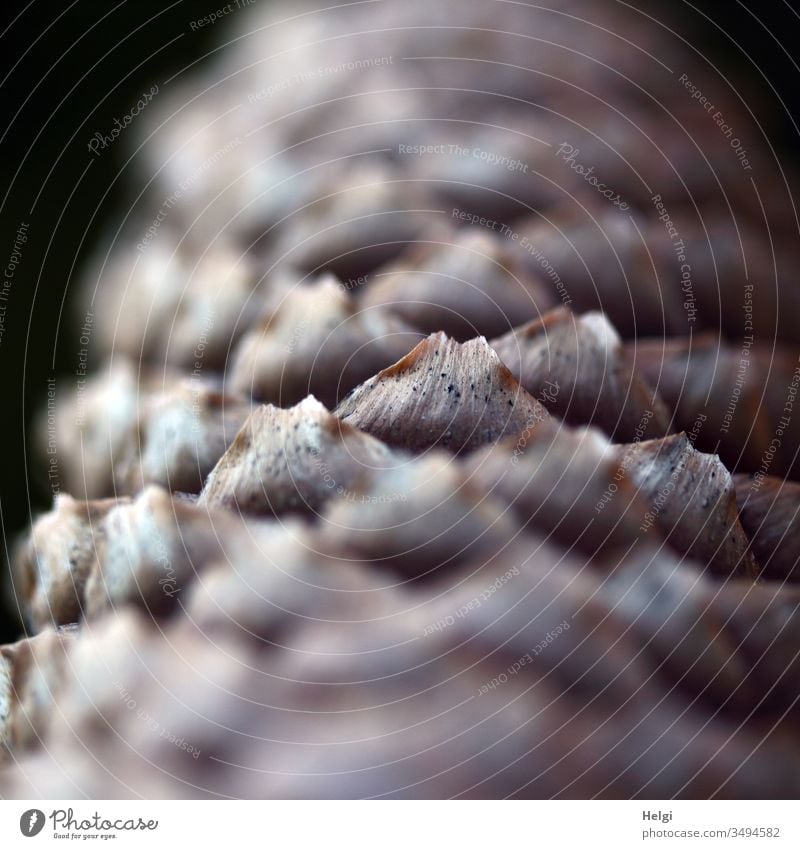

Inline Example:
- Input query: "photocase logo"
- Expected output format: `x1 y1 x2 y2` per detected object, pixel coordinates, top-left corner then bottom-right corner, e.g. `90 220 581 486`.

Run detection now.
19 809 45 837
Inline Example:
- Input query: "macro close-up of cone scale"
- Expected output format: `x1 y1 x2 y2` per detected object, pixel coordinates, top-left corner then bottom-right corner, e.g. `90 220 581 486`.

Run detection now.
2 0 800 808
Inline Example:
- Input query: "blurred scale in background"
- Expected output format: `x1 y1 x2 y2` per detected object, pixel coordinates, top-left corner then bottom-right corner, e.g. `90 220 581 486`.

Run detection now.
0 1 223 641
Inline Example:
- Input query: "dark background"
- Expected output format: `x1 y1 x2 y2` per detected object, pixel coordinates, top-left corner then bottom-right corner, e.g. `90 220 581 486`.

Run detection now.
1 0 799 643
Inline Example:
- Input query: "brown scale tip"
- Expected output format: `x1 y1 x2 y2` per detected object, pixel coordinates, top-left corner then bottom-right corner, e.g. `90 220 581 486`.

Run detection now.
491 307 671 443
335 332 550 454
464 418 656 556
199 395 400 516
628 334 800 480
615 433 758 578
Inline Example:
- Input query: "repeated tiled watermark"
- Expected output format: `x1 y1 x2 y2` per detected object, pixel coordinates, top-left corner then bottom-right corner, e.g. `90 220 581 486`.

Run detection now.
450 208 573 306
189 0 255 32
247 56 394 102
719 283 754 436
751 358 800 490
639 413 706 533
678 73 753 170
651 193 696 324
115 681 200 758
87 86 158 158
0 221 29 348
422 565 521 636
510 381 559 465
555 143 630 211
398 143 528 173
137 136 244 251
595 407 660 514
477 620 571 695
45 377 60 497
74 309 94 429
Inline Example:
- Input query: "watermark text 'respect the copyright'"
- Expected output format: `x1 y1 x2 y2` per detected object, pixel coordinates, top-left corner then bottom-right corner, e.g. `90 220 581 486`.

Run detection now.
398 143 528 173
189 0 255 31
